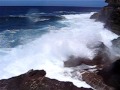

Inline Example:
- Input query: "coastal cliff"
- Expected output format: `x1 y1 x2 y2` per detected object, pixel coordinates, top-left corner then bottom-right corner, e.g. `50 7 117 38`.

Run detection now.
91 0 120 35
90 0 120 89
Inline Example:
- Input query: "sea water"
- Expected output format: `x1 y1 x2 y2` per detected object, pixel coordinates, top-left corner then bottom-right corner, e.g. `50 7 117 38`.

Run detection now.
0 6 118 88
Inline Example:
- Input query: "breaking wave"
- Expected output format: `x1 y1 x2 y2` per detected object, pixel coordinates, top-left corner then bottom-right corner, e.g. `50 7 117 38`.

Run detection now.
0 12 118 88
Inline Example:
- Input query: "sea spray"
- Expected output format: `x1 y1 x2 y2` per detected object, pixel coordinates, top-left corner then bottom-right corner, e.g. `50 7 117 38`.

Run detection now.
0 13 118 88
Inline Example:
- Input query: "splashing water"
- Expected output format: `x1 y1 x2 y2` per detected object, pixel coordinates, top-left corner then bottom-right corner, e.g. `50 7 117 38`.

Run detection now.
0 13 118 88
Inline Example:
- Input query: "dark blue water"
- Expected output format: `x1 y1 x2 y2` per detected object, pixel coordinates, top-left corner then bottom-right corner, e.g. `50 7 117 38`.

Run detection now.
0 6 101 48
0 6 101 16
0 6 101 30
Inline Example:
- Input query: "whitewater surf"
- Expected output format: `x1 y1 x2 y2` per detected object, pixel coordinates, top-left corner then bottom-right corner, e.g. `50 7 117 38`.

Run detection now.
0 12 118 88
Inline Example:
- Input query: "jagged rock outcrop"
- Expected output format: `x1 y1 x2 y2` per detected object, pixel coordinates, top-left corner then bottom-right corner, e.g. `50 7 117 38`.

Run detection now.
82 71 114 90
112 37 120 56
98 59 120 90
90 1 120 88
105 0 120 5
0 70 92 90
91 0 120 35
64 42 112 68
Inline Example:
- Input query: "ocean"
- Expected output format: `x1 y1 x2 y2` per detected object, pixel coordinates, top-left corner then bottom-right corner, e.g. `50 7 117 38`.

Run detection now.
0 6 118 88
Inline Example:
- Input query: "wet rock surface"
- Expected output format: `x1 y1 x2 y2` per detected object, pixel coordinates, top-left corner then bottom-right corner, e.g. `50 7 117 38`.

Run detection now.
105 0 120 5
64 42 112 68
82 71 114 90
90 1 120 88
91 0 120 35
0 70 92 90
64 40 120 90
1 1 120 89
98 59 120 90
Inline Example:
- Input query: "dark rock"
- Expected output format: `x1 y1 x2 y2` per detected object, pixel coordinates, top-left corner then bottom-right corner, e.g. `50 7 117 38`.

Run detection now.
0 70 92 90
112 37 120 52
98 59 120 90
105 7 120 34
90 13 100 19
82 71 114 90
111 37 120 61
92 42 112 67
90 0 120 35
90 6 113 22
112 37 120 48
64 42 112 68
105 0 120 6
64 56 91 67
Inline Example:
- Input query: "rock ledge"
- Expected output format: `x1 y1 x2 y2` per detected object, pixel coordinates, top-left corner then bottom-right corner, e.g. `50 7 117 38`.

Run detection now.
0 70 92 90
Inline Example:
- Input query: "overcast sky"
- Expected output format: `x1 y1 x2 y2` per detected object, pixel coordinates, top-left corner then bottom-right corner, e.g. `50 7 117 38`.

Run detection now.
0 0 106 7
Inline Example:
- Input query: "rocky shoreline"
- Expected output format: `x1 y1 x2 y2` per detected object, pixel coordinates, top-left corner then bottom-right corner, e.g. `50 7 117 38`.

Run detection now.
0 0 120 90
0 70 92 90
90 0 120 90
91 0 120 35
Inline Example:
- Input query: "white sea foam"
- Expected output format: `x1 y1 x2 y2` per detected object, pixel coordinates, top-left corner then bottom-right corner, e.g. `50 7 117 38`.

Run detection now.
0 12 118 88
